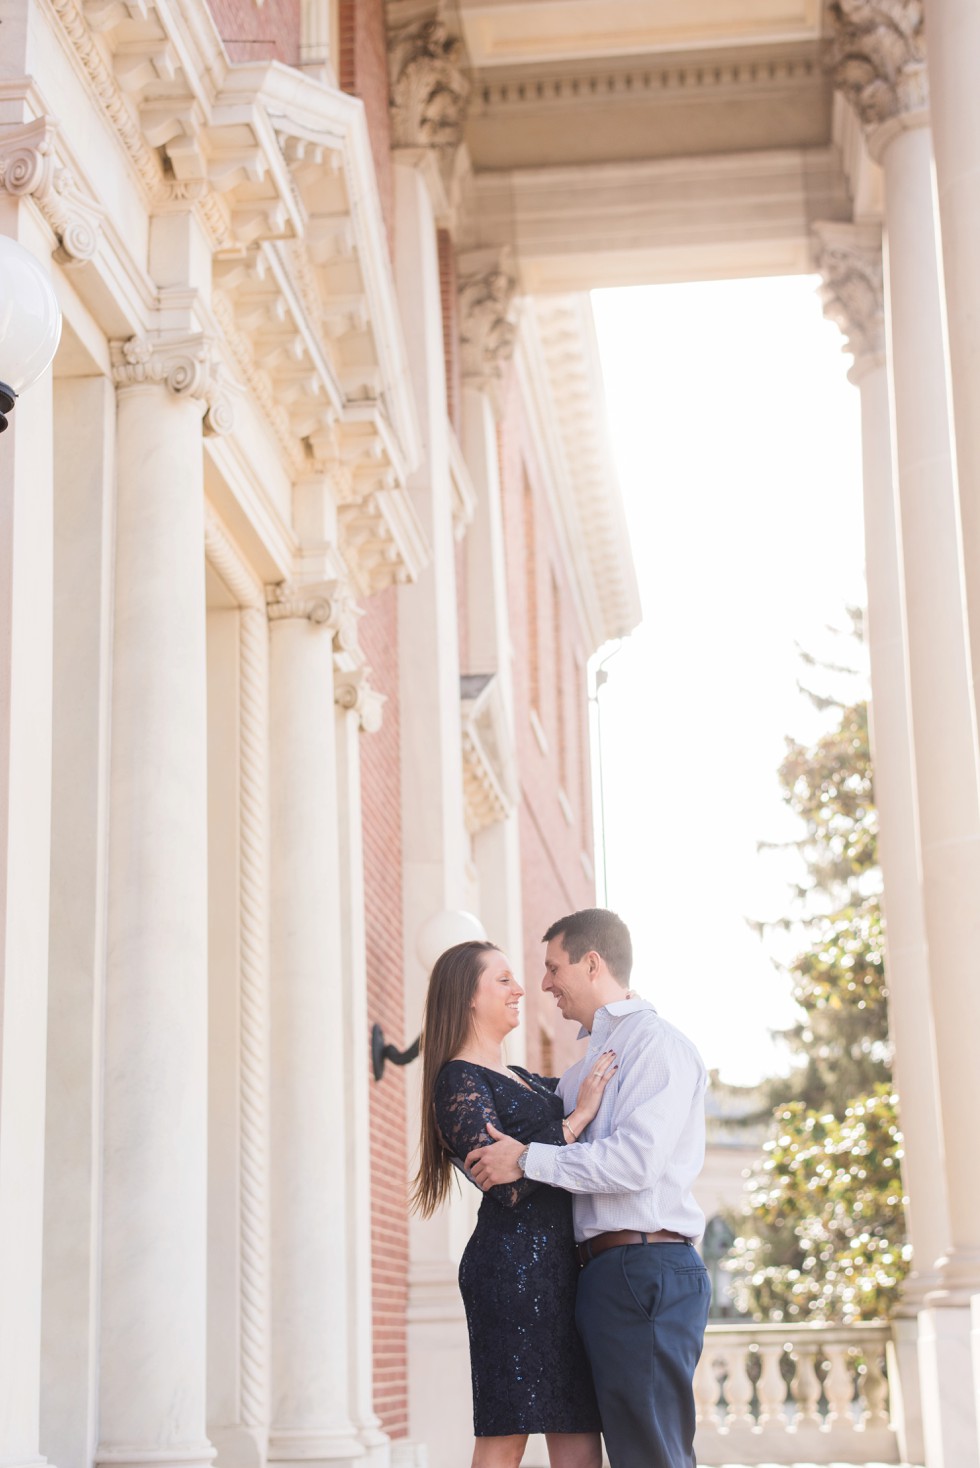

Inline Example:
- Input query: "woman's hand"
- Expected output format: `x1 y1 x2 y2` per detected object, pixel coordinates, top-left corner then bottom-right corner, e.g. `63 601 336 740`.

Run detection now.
565 1050 617 1138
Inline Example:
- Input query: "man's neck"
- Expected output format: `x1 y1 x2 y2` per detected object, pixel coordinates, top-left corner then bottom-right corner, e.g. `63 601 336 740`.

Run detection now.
581 980 632 1032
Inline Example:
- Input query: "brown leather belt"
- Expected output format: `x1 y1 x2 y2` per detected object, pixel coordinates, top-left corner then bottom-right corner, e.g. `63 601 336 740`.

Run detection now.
576 1228 691 1267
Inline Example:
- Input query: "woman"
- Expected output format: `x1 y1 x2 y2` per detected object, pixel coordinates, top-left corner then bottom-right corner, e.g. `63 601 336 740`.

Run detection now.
412 940 617 1468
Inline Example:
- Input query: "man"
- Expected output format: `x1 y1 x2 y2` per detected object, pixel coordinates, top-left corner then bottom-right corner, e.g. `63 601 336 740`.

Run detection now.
465 908 710 1468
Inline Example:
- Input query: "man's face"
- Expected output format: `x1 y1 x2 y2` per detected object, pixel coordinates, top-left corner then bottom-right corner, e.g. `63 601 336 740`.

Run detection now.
542 936 595 1028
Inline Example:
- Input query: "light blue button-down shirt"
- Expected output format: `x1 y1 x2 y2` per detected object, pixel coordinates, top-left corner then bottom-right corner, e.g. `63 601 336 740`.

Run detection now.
524 997 707 1242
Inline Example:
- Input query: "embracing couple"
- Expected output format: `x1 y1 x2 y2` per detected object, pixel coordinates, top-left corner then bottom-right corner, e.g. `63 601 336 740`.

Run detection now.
412 907 711 1468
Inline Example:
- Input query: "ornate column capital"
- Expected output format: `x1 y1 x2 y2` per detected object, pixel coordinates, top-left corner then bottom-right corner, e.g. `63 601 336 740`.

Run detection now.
827 0 927 156
813 221 885 380
0 116 103 262
266 578 364 652
111 335 234 436
388 18 471 163
457 247 520 407
335 668 385 734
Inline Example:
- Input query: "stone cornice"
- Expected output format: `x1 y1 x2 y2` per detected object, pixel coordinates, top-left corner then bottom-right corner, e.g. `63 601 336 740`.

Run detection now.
111 333 234 435
460 673 517 834
388 16 471 162
0 115 104 262
827 0 927 156
457 246 520 408
812 220 885 379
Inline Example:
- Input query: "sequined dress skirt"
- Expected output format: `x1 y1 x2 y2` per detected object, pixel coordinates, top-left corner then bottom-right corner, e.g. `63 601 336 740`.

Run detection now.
459 1185 600 1436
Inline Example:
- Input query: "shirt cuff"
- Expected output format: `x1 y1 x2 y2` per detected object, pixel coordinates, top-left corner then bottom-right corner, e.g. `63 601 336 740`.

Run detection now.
524 1141 562 1185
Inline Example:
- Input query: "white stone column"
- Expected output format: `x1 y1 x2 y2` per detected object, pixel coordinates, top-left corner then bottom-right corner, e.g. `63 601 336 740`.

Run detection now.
334 671 388 1468
830 9 980 1462
0 210 54 1468
926 0 980 724
41 375 115 1468
459 275 524 976
267 580 362 1468
393 156 472 1468
98 338 219 1468
815 221 949 1468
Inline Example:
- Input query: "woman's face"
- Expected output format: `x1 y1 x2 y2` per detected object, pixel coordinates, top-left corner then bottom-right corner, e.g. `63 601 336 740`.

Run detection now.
470 950 524 1041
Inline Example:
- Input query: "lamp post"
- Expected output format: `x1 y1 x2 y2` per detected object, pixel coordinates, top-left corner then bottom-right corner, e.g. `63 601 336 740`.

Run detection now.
371 908 488 1080
0 235 62 431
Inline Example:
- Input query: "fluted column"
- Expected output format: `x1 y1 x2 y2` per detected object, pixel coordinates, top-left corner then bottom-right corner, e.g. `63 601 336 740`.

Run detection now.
830 8 980 1463
815 220 948 1468
267 580 362 1468
98 336 224 1468
925 0 980 728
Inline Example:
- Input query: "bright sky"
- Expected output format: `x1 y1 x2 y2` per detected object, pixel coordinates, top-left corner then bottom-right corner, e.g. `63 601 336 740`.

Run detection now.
590 276 867 1087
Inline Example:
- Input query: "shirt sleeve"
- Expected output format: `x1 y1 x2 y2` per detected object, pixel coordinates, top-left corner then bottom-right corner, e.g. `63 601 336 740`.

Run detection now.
523 1030 703 1195
434 1063 550 1210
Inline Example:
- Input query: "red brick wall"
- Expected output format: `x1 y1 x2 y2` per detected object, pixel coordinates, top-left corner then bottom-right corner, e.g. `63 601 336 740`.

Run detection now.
206 0 300 64
498 376 596 1078
359 587 409 1439
339 0 395 254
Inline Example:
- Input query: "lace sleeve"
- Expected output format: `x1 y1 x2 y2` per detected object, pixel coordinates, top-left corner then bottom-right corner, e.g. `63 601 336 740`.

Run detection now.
435 1063 544 1210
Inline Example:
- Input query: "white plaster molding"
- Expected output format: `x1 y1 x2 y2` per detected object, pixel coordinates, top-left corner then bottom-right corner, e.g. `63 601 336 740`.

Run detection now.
265 578 348 627
204 510 271 1431
338 491 429 597
111 333 234 435
448 427 478 540
457 246 520 405
827 0 927 155
460 673 517 833
516 297 641 650
812 219 885 378
335 667 386 735
0 115 104 262
388 16 471 160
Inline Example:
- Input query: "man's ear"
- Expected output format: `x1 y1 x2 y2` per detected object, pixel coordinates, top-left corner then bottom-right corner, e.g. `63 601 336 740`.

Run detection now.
586 950 601 977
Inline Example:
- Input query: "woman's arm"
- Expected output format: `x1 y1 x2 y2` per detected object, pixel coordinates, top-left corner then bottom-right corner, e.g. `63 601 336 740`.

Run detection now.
435 1064 545 1209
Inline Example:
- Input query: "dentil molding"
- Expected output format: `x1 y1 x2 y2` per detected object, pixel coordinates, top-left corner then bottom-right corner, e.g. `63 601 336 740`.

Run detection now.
827 0 927 151
0 116 103 262
111 335 235 435
388 17 471 160
812 221 885 377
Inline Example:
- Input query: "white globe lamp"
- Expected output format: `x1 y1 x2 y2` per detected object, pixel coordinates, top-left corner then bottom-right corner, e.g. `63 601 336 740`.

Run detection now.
0 236 62 432
415 908 488 972
371 908 489 1081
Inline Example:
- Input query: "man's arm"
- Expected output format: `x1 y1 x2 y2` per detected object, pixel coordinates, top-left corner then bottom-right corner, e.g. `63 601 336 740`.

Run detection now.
467 1031 703 1194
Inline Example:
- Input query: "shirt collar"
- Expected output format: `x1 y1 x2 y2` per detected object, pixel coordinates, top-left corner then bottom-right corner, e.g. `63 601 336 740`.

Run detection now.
577 995 656 1040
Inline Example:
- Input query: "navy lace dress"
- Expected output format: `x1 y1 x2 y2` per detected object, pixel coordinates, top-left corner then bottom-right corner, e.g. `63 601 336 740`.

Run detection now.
434 1059 601 1438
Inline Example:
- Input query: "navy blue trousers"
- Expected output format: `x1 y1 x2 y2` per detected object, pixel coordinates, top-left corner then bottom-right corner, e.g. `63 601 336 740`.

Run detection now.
575 1242 710 1468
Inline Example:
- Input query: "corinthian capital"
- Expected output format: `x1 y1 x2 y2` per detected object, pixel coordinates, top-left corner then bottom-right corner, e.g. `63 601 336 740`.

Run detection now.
827 0 927 150
389 18 471 159
458 248 520 402
111 334 234 435
813 221 885 377
0 117 103 262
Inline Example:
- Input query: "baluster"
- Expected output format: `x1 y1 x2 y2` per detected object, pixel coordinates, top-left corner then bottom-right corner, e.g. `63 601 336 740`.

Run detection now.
694 1348 723 1433
791 1345 823 1426
723 1341 755 1426
824 1343 855 1426
756 1342 788 1426
861 1348 890 1430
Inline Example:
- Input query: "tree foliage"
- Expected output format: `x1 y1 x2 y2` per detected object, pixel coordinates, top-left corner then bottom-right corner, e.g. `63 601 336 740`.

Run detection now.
729 680 910 1322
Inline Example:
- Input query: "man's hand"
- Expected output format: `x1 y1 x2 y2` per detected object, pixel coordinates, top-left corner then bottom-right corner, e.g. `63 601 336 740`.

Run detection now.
464 1123 527 1189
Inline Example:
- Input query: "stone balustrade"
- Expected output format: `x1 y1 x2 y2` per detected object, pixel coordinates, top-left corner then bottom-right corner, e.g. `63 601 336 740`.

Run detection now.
695 1320 899 1465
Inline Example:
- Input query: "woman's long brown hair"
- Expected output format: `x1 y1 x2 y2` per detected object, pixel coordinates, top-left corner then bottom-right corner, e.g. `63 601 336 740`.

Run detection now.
411 939 499 1218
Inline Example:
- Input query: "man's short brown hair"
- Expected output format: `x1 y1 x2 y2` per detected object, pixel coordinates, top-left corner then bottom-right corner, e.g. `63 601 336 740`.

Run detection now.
542 908 633 984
